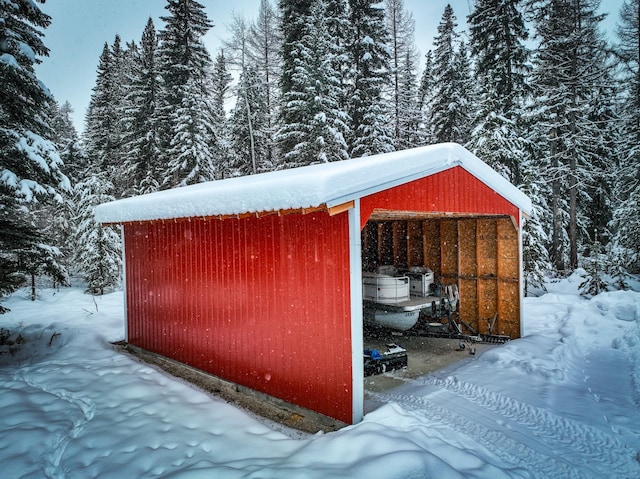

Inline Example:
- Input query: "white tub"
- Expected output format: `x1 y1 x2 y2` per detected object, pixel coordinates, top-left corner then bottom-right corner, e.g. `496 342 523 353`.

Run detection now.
362 272 410 304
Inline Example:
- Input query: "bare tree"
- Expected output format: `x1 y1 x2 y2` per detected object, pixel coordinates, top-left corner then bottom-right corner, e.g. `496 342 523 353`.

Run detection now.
384 0 419 149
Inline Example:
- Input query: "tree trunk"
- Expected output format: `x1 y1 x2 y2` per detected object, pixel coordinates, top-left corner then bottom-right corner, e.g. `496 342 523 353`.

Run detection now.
551 175 564 271
245 92 256 174
550 128 564 273
568 0 580 271
569 150 578 270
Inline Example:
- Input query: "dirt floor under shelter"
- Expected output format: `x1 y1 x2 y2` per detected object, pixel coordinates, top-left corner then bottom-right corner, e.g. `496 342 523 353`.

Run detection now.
362 330 497 394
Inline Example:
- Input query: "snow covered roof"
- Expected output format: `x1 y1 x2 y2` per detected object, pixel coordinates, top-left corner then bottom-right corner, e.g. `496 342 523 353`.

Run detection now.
95 142 532 224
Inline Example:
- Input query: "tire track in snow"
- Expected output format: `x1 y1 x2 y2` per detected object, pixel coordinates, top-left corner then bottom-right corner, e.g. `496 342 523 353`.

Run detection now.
376 374 639 479
427 376 638 478
14 368 96 479
375 389 586 479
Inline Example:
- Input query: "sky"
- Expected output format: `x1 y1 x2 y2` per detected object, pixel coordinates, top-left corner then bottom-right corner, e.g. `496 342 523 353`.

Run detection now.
35 0 624 133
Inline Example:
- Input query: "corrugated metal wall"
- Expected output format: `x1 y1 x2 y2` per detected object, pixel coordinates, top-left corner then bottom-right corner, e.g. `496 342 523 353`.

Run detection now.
124 211 353 423
359 166 520 228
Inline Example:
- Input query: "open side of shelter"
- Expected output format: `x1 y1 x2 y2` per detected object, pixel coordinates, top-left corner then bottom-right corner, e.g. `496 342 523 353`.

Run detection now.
95 143 531 426
359 165 523 340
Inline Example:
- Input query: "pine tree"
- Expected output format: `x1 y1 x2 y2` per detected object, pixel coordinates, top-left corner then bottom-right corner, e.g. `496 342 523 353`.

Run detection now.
610 0 640 272
121 18 163 195
157 0 218 187
396 50 422 148
527 0 572 273
3 197 69 302
428 5 471 144
276 0 350 166
230 64 271 174
50 101 86 184
210 50 234 178
0 197 36 306
347 0 394 156
247 0 281 166
224 14 269 173
454 40 474 144
606 242 633 289
579 231 608 297
277 0 313 159
83 42 112 164
528 0 615 274
417 50 435 144
211 51 233 122
469 0 529 108
163 76 218 185
20 241 68 300
467 0 530 184
583 68 617 243
45 101 84 279
521 159 550 294
325 0 352 114
84 37 128 195
385 0 419 149
75 37 127 292
0 0 70 309
72 173 122 295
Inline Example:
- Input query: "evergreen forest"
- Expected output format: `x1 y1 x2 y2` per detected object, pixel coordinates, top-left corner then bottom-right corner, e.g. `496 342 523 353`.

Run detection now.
1 0 639 308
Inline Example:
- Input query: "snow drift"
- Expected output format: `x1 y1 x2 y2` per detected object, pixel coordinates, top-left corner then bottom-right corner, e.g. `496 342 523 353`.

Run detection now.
1 276 639 478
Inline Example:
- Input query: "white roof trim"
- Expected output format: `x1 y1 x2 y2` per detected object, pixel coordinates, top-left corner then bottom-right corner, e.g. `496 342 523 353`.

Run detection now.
95 143 532 224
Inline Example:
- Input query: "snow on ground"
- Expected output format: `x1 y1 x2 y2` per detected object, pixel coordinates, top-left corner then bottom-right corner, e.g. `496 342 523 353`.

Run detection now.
1 275 640 478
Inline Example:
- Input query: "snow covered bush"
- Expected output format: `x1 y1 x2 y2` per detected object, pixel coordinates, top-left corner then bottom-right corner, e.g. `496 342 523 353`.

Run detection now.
72 175 122 295
606 244 635 291
579 239 608 297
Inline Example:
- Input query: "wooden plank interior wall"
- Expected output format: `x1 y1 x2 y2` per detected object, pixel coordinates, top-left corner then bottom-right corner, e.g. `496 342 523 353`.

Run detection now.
497 219 520 337
458 220 478 326
477 219 498 332
440 220 458 280
423 220 440 279
379 222 393 266
362 216 521 339
408 221 423 267
393 222 408 269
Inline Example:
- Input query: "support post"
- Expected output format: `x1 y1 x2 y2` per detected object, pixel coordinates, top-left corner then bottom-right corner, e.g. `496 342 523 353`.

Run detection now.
349 199 364 423
119 225 128 342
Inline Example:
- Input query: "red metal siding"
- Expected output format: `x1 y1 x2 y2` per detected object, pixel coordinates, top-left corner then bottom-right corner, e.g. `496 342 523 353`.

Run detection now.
360 166 520 228
124 212 353 423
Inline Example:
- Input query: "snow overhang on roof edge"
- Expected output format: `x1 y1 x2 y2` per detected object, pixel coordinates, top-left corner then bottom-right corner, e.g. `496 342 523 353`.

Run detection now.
445 145 532 215
94 143 532 225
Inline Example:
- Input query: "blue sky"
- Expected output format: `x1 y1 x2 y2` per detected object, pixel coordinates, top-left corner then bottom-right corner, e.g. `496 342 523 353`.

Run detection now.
35 0 623 133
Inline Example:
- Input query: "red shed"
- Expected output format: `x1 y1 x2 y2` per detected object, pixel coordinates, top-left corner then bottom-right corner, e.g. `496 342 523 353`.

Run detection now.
96 143 531 425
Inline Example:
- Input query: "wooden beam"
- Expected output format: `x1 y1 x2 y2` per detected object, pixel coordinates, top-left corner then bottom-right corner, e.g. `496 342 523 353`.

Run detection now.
368 209 511 222
327 200 355 216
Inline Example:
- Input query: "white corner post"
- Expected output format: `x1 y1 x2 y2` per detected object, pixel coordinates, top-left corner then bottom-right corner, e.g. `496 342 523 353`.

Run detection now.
348 199 364 423
518 210 525 338
119 225 128 342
